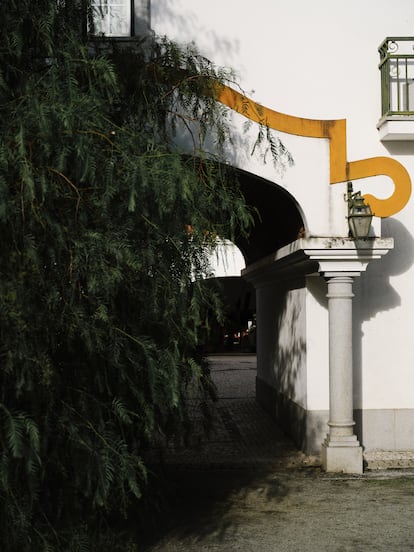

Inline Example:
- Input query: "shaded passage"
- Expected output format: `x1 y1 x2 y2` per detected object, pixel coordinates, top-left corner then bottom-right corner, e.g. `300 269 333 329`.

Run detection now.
151 354 315 469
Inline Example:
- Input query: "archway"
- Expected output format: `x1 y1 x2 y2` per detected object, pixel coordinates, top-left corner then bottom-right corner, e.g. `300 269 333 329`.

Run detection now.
235 168 305 266
203 168 305 356
201 168 307 452
185 165 311 471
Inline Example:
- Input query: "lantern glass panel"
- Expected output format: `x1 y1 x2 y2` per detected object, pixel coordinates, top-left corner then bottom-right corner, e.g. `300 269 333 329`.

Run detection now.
349 214 372 238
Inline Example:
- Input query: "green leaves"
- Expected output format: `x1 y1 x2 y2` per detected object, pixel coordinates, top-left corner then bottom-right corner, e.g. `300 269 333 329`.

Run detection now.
0 1 258 549
0 404 41 481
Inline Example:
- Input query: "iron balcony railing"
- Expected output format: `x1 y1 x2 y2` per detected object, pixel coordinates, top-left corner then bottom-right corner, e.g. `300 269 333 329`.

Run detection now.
379 37 414 118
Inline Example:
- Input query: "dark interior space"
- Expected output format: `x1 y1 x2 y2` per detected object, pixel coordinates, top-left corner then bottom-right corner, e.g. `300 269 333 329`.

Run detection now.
203 169 304 353
236 168 304 265
203 276 256 353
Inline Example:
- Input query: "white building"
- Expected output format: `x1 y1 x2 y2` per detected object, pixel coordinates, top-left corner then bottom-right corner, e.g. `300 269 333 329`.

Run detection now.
94 0 414 473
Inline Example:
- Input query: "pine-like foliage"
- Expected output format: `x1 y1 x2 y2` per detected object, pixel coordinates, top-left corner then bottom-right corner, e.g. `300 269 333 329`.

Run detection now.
0 1 256 549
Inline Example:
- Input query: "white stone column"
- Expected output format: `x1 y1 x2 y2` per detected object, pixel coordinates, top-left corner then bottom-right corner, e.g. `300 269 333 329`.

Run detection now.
321 274 363 474
243 237 393 474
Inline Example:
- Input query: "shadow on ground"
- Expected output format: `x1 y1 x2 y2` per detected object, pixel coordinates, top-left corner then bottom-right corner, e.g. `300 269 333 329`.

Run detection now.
141 354 317 550
140 356 414 552
144 466 414 552
144 466 292 547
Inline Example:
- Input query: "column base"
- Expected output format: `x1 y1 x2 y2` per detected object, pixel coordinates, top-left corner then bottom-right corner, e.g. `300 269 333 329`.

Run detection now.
321 437 363 474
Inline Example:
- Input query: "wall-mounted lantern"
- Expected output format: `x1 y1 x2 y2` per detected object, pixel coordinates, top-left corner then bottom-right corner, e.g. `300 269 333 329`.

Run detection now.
346 182 373 239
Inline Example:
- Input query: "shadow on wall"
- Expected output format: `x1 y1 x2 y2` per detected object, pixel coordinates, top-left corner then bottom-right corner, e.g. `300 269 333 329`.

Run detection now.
352 218 414 446
151 0 273 176
273 283 306 396
152 0 241 67
256 278 319 451
304 219 414 325
357 218 414 320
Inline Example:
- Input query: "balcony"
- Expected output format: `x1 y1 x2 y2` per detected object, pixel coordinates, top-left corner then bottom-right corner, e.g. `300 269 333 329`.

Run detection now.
377 37 414 141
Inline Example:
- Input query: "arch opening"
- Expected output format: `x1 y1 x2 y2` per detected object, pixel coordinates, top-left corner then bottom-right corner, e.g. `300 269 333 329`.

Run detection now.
234 168 305 266
202 168 305 355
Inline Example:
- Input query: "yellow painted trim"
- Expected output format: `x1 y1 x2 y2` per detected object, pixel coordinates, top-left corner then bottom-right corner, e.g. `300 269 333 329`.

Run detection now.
216 84 411 218
347 157 412 217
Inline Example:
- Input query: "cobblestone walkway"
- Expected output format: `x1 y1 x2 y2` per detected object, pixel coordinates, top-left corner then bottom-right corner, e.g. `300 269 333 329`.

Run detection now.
151 354 318 469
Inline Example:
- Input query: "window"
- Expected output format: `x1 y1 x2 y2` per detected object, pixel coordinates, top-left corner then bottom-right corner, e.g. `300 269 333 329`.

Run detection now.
92 0 131 37
90 0 150 38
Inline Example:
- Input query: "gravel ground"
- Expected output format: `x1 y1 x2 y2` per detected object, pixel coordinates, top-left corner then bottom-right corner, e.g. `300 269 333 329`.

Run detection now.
146 468 414 552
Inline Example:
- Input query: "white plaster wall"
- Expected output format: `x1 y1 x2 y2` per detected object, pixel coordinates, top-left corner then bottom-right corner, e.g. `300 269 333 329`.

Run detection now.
153 1 414 413
209 240 245 277
277 285 307 407
255 281 307 408
305 276 329 411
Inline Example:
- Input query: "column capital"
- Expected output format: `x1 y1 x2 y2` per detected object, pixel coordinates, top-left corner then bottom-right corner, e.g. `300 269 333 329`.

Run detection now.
301 237 393 276
242 237 393 286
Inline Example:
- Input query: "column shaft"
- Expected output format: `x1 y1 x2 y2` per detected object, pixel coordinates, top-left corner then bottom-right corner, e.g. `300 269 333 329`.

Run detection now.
322 275 363 474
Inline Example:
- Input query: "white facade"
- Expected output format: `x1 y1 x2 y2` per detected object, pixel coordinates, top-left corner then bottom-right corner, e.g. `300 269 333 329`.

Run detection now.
152 0 414 470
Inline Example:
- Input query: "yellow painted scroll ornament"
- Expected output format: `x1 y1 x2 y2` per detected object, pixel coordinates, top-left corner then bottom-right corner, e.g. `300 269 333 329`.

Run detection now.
216 85 411 218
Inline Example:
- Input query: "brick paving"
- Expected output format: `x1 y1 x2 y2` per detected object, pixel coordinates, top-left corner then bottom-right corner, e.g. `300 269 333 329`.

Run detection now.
150 354 318 469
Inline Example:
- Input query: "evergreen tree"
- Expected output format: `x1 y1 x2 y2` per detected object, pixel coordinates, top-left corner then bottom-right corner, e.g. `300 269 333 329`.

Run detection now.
0 1 280 549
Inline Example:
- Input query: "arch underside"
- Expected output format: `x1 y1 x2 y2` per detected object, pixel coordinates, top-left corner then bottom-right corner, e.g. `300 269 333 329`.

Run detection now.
235 168 304 266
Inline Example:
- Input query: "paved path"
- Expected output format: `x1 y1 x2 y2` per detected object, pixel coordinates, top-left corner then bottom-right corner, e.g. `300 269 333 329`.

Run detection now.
144 355 414 551
150 354 317 469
